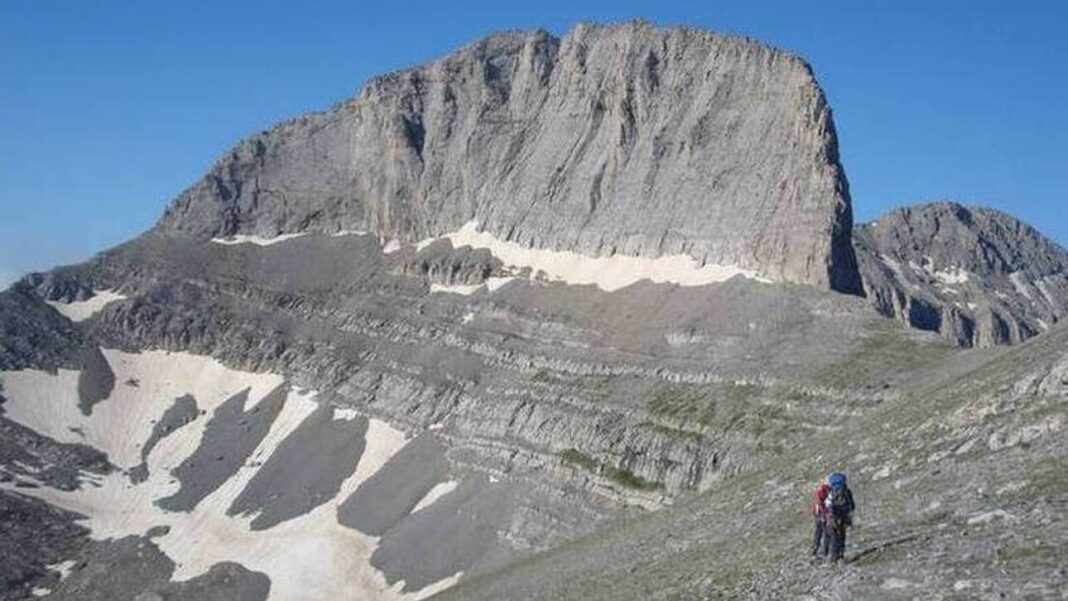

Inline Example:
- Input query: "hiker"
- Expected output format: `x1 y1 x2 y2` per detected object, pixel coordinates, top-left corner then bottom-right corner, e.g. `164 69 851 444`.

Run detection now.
823 472 856 563
810 478 831 557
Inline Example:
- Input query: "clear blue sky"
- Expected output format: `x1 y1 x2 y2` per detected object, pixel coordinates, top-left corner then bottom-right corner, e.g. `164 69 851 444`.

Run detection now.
2 1 1066 286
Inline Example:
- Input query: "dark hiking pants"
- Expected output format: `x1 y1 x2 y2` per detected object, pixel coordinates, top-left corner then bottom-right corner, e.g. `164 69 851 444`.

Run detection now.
811 516 827 556
827 519 848 562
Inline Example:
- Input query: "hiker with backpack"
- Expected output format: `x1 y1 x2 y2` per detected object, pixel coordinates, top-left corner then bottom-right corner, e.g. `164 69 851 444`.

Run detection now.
823 472 856 563
810 478 831 558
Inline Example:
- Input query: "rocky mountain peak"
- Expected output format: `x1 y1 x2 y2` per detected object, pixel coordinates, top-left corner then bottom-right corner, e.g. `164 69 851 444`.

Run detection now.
856 201 1068 346
155 22 862 293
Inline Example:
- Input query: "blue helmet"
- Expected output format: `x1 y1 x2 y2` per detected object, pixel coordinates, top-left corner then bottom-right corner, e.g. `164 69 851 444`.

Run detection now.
828 472 847 490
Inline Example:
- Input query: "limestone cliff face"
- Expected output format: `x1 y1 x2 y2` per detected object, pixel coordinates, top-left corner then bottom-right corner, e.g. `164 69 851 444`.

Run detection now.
856 202 1068 347
156 22 862 293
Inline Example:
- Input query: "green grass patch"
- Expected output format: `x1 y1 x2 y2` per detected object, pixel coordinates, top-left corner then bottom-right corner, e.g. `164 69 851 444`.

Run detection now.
559 448 599 472
812 324 956 390
558 448 663 491
646 382 761 428
604 465 662 491
638 421 703 442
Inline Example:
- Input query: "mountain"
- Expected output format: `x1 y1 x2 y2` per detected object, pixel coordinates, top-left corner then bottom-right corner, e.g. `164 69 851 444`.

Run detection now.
156 21 862 293
856 202 1068 347
1 22 1065 601
436 320 1068 600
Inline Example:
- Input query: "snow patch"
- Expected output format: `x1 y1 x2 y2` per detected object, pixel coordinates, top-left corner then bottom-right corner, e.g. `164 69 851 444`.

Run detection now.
382 239 403 254
995 480 1028 496
411 481 459 514
484 276 514 292
46 289 126 322
1035 277 1060 307
332 407 363 421
871 465 892 481
418 221 768 291
429 282 483 296
392 571 464 600
901 257 970 286
967 509 1012 525
211 233 307 246
0 349 284 468
0 350 459 601
429 277 514 296
47 559 77 581
881 578 913 590
1009 272 1034 300
932 266 970 285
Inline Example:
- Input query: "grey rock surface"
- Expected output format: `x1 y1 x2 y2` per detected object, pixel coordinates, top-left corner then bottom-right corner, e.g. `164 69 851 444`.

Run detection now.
0 284 88 371
130 394 199 484
46 536 270 601
372 477 516 593
0 229 894 598
227 403 368 530
0 492 90 600
0 490 271 601
155 21 861 292
856 201 1068 347
77 347 115 415
0 417 111 491
434 322 1068 601
337 432 449 536
3 211 1066 598
156 386 287 512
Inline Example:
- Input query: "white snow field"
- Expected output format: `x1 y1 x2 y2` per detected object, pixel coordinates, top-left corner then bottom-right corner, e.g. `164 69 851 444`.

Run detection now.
0 349 461 601
45 289 126 322
428 277 514 296
206 223 766 292
411 481 460 514
211 233 308 246
212 230 375 246
417 221 768 291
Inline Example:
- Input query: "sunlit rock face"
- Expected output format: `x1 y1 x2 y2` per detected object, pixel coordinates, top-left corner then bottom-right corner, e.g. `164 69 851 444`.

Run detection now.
156 21 862 293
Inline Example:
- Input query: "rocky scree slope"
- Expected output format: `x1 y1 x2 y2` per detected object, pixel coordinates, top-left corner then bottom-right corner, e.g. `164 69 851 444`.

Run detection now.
1 227 929 600
435 321 1068 601
857 202 1068 347
155 21 862 293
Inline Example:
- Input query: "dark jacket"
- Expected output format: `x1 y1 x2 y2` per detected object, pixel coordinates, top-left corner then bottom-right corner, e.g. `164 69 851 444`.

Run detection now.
825 486 855 518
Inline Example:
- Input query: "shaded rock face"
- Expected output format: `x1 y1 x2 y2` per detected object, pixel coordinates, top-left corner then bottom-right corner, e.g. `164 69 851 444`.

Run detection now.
856 202 1068 347
156 21 861 293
